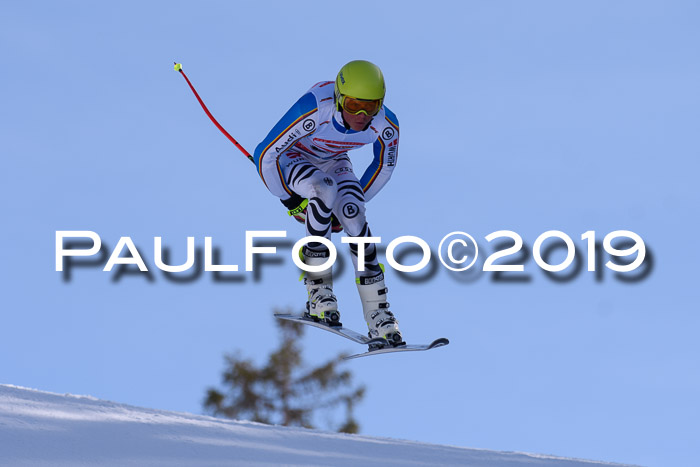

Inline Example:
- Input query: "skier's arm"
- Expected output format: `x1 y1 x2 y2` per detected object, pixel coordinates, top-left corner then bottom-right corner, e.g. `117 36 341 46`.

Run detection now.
253 93 318 200
360 107 399 202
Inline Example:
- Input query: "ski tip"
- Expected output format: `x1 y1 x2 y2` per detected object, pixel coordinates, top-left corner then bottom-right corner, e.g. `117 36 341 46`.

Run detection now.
274 313 296 319
430 337 450 348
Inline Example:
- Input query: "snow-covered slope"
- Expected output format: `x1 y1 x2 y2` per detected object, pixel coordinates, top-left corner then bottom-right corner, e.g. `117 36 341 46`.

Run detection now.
0 384 635 467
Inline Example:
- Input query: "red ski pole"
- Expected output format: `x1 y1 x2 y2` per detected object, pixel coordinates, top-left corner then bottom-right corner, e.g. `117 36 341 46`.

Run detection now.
174 62 254 163
174 62 344 232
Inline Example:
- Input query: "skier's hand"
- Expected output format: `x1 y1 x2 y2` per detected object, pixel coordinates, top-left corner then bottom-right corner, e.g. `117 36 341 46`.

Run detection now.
280 194 344 232
281 194 307 224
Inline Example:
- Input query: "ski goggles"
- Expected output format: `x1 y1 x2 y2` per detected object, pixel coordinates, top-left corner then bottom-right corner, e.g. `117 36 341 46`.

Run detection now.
338 95 382 116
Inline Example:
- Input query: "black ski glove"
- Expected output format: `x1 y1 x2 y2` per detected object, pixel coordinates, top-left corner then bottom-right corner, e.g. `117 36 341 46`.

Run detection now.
281 193 308 224
280 193 344 232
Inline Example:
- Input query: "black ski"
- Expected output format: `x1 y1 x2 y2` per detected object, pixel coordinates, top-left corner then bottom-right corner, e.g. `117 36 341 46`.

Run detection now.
274 313 449 359
344 337 450 360
274 313 386 345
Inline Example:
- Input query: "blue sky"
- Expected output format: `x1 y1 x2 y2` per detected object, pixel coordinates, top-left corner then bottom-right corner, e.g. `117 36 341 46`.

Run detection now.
1 1 698 466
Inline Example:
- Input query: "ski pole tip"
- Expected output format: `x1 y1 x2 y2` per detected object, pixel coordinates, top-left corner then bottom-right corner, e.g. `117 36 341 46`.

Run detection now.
174 63 182 72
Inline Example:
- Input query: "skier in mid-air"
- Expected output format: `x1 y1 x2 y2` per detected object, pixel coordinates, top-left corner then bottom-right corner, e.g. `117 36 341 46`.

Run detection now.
253 60 403 346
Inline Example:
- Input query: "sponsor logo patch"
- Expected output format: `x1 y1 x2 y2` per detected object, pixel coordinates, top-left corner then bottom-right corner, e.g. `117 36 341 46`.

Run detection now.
382 127 395 140
303 119 316 132
386 143 397 167
360 272 384 285
274 133 298 153
342 202 360 219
